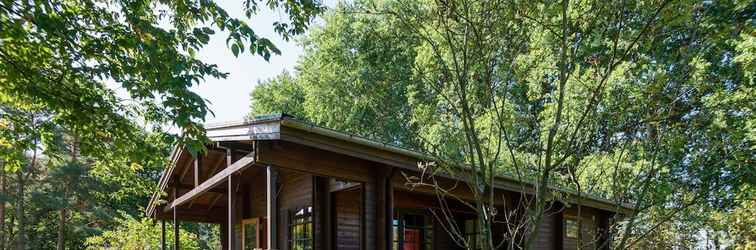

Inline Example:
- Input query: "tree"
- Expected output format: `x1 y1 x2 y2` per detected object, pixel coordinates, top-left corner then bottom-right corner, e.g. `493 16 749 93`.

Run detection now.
250 1 421 147
250 0 754 248
1 0 324 248
0 0 324 154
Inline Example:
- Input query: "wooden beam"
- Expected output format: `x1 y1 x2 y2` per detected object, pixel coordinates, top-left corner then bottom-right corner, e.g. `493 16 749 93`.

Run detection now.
205 151 225 180
169 151 255 209
207 193 223 212
257 140 373 182
188 156 200 209
179 157 193 184
173 183 229 193
154 205 226 223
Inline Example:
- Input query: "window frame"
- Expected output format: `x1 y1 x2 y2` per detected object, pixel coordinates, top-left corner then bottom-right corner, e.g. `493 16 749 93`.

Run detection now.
289 206 313 250
392 209 433 250
564 216 580 239
241 217 266 250
463 218 482 250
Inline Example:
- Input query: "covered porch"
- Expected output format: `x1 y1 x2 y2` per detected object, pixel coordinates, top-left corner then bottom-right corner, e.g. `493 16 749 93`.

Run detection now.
146 115 410 250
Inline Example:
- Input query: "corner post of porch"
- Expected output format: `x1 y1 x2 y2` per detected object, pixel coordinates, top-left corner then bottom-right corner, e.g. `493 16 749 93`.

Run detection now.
227 174 237 249
173 187 180 250
161 219 166 250
266 166 279 250
367 166 392 250
313 176 331 250
385 168 394 250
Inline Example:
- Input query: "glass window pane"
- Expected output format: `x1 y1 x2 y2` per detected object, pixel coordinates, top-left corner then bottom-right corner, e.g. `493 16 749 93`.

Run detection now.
565 218 579 238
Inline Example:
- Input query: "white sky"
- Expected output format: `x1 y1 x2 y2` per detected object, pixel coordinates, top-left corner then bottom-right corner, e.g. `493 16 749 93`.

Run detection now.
191 0 316 124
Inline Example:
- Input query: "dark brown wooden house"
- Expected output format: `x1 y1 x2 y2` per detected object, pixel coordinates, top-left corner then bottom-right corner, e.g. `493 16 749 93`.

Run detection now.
146 114 631 250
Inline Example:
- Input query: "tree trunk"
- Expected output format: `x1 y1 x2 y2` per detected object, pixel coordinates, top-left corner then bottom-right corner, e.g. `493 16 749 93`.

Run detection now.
56 208 66 250
7 215 13 250
0 160 5 250
14 170 24 250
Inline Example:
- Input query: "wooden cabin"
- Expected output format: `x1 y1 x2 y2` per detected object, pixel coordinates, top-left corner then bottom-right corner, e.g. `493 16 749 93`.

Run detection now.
146 114 631 250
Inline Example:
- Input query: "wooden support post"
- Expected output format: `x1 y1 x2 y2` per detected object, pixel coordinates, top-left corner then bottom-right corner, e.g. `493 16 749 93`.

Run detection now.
313 176 330 250
188 156 202 209
385 170 394 250
228 175 237 249
193 157 199 187
373 169 388 250
161 220 166 250
226 148 233 168
173 187 180 250
173 207 179 250
266 166 278 250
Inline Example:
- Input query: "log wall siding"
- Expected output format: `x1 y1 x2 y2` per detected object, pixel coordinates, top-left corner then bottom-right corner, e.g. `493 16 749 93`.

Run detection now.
393 191 470 250
334 188 362 250
277 170 314 250
432 218 462 250
248 172 267 218
563 207 600 250
178 139 619 250
532 211 557 250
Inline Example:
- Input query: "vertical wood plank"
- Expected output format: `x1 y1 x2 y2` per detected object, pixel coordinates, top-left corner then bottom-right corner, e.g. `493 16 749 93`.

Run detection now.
193 158 199 187
374 171 387 250
362 181 373 250
313 176 329 250
226 148 233 168
228 175 237 249
161 219 166 250
173 188 180 250
385 170 394 250
266 166 278 250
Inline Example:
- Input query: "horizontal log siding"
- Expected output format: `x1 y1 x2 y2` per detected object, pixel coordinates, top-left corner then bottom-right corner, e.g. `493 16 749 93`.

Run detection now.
334 188 362 250
277 170 313 250
563 207 600 250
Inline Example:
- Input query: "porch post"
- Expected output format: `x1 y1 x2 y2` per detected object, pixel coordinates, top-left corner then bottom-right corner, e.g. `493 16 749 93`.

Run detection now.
173 187 180 250
372 167 390 250
228 175 237 249
266 166 278 250
313 176 330 250
385 169 394 250
173 206 179 250
161 220 166 250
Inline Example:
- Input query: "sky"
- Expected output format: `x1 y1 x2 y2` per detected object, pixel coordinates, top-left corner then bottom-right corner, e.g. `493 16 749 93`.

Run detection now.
189 0 336 123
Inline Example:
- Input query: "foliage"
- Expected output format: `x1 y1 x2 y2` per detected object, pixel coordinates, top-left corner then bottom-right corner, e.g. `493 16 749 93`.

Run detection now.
84 214 201 250
0 0 324 154
250 1 421 147
248 0 755 248
0 0 324 248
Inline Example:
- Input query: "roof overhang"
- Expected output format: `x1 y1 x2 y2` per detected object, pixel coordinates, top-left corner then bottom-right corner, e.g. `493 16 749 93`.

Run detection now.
147 114 635 217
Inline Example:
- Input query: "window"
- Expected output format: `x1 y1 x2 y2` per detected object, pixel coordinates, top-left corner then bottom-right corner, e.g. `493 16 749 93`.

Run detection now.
463 219 482 249
392 211 433 250
564 218 579 238
242 217 266 250
289 206 313 250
